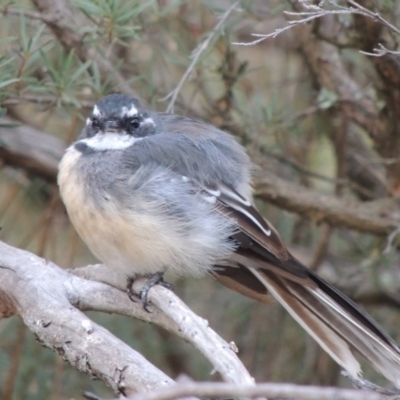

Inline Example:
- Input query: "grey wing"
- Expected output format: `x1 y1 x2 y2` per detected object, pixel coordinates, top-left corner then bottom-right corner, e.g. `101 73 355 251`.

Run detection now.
124 113 254 199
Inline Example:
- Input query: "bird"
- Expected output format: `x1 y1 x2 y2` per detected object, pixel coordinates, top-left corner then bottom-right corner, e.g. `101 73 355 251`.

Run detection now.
58 93 400 387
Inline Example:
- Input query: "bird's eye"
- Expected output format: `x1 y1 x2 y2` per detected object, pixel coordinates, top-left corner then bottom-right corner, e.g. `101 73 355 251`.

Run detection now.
91 117 101 129
129 117 140 129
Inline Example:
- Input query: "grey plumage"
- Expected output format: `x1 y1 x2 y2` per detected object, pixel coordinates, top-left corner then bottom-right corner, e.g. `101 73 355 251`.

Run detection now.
59 98 246 278
58 94 400 387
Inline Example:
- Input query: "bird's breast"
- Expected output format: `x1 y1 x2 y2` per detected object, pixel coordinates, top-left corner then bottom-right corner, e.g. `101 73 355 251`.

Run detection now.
58 147 146 275
58 147 206 277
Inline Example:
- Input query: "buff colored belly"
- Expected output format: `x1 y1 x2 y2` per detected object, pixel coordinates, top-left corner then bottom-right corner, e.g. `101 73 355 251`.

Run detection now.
58 148 178 277
58 146 235 279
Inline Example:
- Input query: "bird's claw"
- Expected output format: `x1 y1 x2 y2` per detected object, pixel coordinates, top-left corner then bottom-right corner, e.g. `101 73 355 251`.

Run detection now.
128 272 174 312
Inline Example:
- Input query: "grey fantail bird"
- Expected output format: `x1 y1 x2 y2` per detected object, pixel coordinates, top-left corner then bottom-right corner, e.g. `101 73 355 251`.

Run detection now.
58 93 400 386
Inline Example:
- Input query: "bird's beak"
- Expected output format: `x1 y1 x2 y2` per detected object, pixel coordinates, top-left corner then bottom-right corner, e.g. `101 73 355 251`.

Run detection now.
104 120 120 133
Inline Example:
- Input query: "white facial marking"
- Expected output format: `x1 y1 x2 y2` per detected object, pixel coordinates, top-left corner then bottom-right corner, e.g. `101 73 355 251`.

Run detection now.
86 118 91 126
121 105 138 117
80 132 141 151
93 105 101 117
182 176 189 182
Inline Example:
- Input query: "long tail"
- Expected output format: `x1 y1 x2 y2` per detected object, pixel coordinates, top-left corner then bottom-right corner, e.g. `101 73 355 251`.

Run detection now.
214 257 400 386
206 182 400 385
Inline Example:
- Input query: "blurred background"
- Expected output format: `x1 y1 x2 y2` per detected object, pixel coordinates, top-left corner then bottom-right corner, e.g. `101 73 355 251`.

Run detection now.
1 0 400 398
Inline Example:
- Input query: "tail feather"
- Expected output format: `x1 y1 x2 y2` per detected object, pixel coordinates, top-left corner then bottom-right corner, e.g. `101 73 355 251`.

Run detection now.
249 267 362 380
214 256 400 386
309 286 400 385
210 182 400 386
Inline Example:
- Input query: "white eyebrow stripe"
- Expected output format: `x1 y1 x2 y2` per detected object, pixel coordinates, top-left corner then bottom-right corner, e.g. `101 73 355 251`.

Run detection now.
93 105 101 117
121 105 138 117
86 118 91 126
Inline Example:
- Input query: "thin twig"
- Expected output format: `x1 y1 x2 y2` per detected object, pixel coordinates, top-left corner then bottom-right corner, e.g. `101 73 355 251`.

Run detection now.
383 225 400 254
234 0 400 52
346 0 400 36
162 1 241 113
360 43 400 57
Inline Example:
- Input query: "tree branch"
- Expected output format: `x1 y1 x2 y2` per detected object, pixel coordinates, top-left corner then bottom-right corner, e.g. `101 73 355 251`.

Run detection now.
0 117 65 181
129 381 388 400
0 240 254 394
71 264 255 385
0 241 175 395
1 242 396 399
255 172 399 236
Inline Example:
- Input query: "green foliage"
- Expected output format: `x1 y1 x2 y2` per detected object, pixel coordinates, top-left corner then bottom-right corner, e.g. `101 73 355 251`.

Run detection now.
39 49 92 105
73 0 154 43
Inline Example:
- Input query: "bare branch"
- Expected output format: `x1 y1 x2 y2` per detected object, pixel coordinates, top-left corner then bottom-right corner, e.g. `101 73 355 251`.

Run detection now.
2 239 395 397
346 0 400 36
0 240 254 393
129 381 388 400
255 172 399 236
71 264 255 385
234 0 400 48
360 43 400 57
0 117 65 182
0 241 175 395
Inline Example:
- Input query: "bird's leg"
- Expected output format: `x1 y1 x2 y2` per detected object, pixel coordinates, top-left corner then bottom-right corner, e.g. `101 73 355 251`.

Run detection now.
139 271 174 312
126 273 174 311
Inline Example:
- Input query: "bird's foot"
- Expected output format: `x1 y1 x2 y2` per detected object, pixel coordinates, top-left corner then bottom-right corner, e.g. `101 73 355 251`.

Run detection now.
140 271 174 312
126 276 138 303
126 273 174 312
